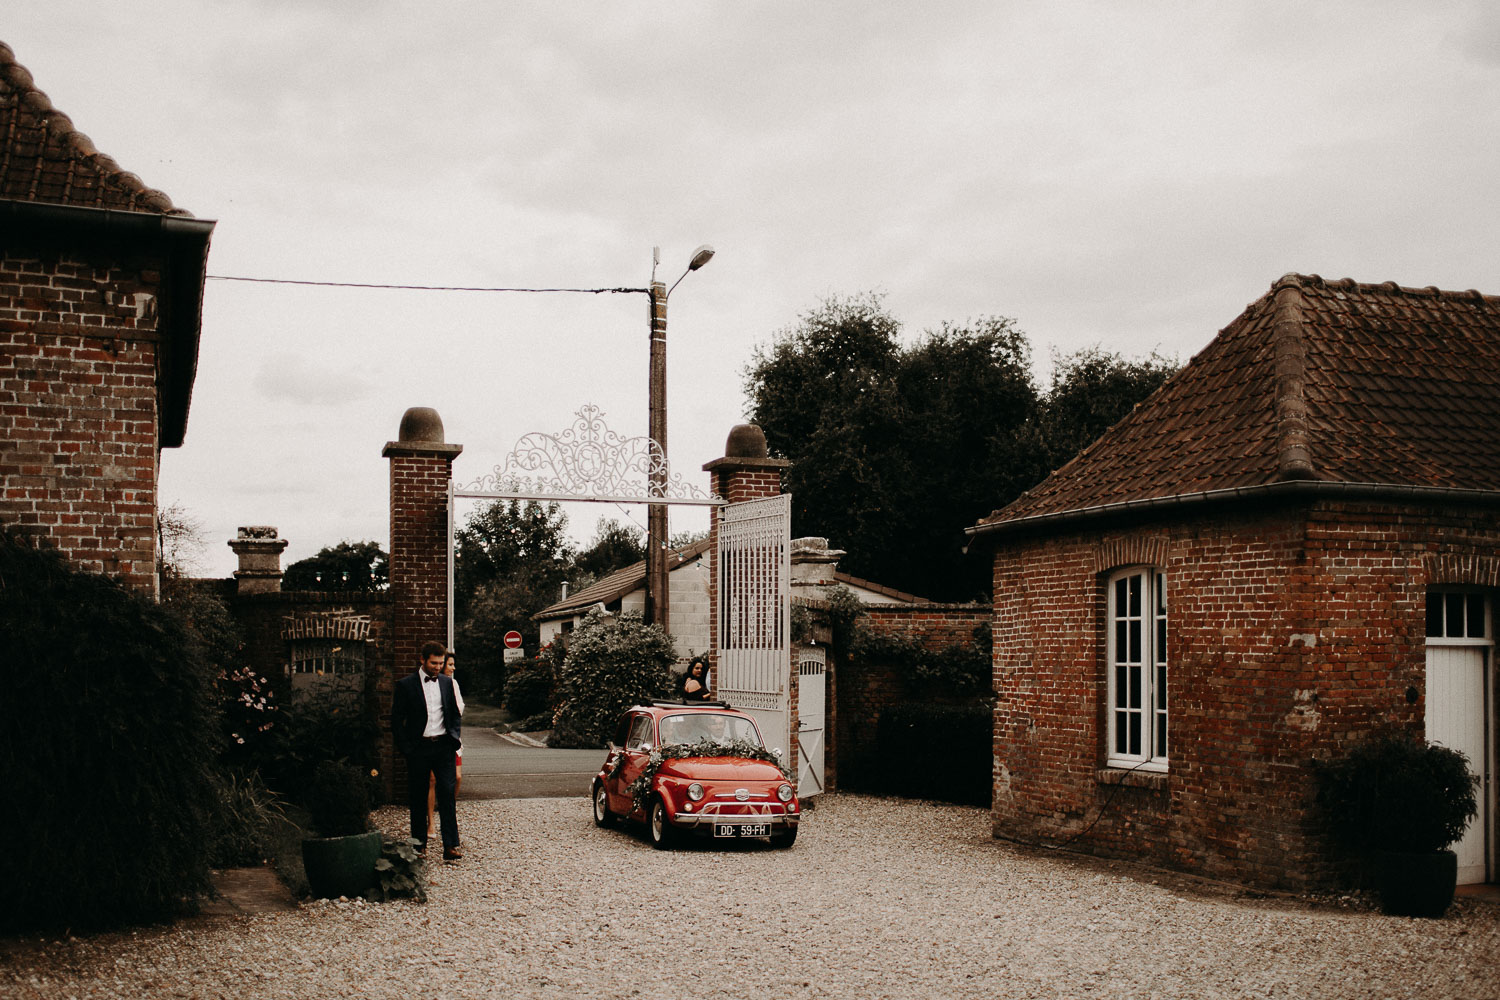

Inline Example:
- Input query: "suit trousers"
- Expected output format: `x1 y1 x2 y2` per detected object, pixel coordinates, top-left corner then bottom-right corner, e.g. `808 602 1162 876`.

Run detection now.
406 737 459 849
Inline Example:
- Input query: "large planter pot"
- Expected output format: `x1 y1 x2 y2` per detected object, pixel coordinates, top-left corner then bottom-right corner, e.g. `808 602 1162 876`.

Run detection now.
1374 849 1458 918
301 830 382 899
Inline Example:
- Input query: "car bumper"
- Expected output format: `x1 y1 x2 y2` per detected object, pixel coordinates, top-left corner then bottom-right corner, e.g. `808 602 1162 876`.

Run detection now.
669 802 798 835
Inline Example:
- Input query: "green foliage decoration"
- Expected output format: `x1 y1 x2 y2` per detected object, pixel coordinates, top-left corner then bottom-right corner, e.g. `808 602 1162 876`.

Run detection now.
0 528 223 932
368 837 427 903
1315 731 1479 853
306 760 372 838
548 610 676 748
622 739 793 813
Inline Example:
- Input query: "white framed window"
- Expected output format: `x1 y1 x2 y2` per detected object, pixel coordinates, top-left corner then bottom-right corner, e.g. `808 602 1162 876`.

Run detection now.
1426 590 1491 645
1107 567 1168 772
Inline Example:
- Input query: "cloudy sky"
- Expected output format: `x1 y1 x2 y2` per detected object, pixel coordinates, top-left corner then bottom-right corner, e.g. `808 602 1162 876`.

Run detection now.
9 2 1500 577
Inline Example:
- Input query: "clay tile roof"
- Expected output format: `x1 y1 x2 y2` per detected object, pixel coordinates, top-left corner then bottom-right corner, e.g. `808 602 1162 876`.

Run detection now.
0 40 188 215
532 538 714 621
979 273 1500 528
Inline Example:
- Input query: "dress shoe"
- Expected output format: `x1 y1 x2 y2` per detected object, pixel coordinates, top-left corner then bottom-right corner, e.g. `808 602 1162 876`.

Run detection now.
442 846 463 862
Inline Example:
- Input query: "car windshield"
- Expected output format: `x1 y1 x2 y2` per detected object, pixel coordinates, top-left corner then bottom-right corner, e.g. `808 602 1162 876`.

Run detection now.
659 713 762 749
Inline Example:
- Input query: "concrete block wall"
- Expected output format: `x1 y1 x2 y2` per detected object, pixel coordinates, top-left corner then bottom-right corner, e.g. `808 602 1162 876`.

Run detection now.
989 498 1500 890
0 251 165 593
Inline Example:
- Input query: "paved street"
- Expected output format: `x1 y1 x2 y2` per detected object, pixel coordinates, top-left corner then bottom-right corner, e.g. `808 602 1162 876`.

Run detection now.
458 727 600 800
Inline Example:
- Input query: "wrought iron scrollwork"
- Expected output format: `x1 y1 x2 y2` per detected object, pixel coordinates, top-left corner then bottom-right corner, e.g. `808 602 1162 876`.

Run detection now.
455 404 721 505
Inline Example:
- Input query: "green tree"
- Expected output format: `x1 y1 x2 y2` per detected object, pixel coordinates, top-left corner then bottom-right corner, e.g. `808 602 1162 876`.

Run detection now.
1037 346 1178 468
746 298 1176 601
453 500 575 696
574 517 645 585
282 540 389 592
746 295 1039 600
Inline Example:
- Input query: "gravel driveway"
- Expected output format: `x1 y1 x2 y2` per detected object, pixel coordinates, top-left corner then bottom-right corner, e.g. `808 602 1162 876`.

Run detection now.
4 794 1497 999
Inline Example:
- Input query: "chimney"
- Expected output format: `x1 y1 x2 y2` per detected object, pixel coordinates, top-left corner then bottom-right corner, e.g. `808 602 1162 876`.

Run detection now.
228 526 288 595
560 580 570 601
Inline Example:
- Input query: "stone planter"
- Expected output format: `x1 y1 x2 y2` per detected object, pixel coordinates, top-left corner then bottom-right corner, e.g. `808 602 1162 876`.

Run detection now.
301 830 382 899
1374 849 1458 918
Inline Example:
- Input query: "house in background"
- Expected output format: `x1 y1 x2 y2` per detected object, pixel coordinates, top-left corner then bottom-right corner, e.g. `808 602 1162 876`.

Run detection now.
968 273 1500 890
534 537 716 657
0 42 214 595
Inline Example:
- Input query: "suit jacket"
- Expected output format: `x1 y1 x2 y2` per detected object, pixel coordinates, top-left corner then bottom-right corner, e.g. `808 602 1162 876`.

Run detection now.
391 670 462 758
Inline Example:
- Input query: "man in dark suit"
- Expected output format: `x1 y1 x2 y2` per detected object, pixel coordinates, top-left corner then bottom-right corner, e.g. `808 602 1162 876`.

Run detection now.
391 639 463 860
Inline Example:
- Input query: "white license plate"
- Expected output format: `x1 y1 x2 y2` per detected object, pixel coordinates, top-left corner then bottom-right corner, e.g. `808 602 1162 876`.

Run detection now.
714 823 771 838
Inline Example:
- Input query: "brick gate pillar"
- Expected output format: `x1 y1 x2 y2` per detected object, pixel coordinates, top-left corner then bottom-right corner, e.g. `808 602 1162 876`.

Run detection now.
381 407 461 793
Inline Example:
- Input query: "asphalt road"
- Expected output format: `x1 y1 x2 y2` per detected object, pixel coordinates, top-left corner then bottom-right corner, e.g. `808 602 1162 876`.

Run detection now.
458 727 602 800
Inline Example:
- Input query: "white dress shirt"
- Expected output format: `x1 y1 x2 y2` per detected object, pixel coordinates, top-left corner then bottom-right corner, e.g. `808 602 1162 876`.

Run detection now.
420 674 446 738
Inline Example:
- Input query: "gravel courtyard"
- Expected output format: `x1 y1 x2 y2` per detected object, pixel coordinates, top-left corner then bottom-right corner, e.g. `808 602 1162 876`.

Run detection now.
3 794 1496 999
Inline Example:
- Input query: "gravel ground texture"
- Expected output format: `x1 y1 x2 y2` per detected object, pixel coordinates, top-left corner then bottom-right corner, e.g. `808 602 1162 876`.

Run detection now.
3 793 1497 999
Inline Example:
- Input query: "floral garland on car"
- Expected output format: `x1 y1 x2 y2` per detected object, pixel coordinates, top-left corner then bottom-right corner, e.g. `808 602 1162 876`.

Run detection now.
621 738 793 813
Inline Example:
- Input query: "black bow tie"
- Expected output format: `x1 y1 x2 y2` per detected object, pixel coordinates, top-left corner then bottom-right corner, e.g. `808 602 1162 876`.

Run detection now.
424 675 439 683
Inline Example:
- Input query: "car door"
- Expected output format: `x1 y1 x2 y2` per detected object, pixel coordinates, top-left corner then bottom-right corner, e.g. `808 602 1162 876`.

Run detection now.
606 713 656 817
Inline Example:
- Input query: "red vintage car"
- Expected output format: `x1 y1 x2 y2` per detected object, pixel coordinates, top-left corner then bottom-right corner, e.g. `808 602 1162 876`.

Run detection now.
592 701 801 848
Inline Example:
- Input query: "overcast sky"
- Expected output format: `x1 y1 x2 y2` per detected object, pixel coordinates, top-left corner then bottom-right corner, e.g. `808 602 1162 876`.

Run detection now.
9 2 1500 578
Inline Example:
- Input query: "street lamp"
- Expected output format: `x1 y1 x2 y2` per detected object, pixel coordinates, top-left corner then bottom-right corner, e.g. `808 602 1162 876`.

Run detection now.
645 244 715 630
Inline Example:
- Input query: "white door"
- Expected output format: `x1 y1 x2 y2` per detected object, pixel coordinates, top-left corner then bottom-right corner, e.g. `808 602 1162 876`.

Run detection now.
1425 591 1492 885
796 646 826 797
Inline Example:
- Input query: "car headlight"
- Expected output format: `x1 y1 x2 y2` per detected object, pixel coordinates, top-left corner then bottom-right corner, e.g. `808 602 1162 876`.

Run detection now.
687 782 705 801
777 783 794 802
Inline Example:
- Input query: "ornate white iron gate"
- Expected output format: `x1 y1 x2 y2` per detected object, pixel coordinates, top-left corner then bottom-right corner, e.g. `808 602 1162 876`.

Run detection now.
718 493 791 761
796 645 826 797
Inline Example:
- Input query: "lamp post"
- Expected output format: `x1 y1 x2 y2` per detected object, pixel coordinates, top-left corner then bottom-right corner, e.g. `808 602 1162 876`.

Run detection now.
644 244 715 630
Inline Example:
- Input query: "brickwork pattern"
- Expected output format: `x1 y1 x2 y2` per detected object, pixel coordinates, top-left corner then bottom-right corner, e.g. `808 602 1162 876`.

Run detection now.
0 251 165 592
990 498 1500 890
835 603 990 785
385 447 459 795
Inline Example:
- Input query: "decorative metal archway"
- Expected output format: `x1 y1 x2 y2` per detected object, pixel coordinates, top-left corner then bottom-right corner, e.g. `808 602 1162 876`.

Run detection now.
446 404 724 643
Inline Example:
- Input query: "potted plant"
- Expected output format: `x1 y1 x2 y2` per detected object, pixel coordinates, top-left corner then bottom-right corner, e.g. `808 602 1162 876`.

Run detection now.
299 760 382 899
1316 731 1479 917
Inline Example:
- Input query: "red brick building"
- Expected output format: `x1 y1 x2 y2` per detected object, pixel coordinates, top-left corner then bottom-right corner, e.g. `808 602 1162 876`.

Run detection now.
0 42 214 595
968 274 1499 890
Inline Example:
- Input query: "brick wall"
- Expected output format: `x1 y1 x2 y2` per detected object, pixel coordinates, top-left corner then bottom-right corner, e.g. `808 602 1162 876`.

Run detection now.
0 250 166 593
989 497 1500 890
835 602 990 788
220 586 399 797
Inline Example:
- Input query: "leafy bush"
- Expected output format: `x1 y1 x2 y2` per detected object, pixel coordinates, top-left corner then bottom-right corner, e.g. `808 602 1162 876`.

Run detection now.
504 660 556 718
369 837 427 903
306 760 371 838
549 610 676 748
209 769 289 867
1316 731 1479 853
0 529 223 932
876 702 992 806
256 682 381 800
